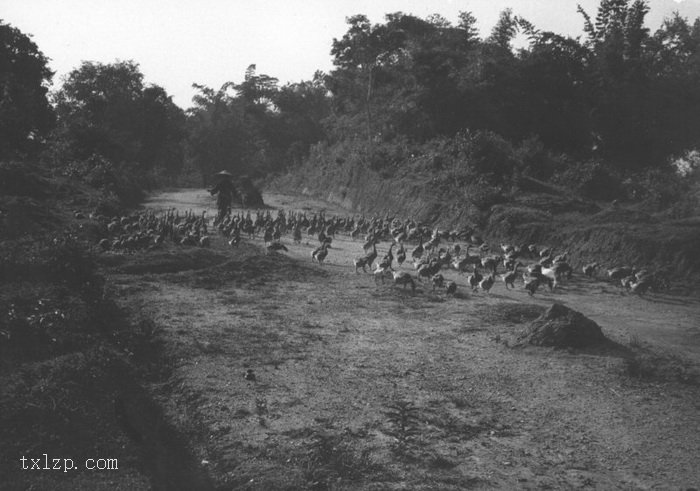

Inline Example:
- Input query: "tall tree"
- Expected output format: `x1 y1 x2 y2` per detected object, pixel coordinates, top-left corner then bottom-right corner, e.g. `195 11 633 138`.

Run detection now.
187 65 314 179
0 20 54 159
53 60 185 172
330 14 398 145
187 82 248 180
270 73 329 167
457 11 480 43
138 85 187 175
645 13 700 158
488 9 519 52
516 32 592 154
578 0 655 166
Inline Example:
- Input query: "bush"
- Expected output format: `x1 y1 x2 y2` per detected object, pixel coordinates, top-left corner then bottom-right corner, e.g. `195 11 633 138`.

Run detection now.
57 154 148 207
515 138 570 182
622 168 690 210
552 160 623 201
453 130 519 186
463 180 507 211
45 233 100 291
90 194 123 217
367 136 412 178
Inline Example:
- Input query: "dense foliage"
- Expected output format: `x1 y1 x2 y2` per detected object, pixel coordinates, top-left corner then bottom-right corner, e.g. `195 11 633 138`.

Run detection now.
51 61 187 176
186 65 328 182
324 2 700 171
0 20 54 159
180 1 700 203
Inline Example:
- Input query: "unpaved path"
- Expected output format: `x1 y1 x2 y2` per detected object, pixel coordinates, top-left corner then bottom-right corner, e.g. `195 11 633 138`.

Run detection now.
110 188 700 490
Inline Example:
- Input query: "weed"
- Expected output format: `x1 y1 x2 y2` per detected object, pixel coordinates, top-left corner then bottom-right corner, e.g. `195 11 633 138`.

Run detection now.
624 353 658 379
450 396 471 410
45 233 100 291
624 351 700 386
303 430 376 489
255 397 268 427
232 408 252 419
429 454 458 469
112 315 165 365
384 399 421 455
426 410 484 441
674 365 700 386
628 333 642 348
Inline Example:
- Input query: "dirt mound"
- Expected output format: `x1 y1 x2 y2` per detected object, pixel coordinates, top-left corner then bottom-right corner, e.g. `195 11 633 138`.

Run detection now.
516 303 608 348
476 302 546 326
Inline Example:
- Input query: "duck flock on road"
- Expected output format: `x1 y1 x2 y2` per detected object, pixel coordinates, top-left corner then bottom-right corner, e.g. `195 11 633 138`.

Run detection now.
213 208 668 298
91 206 669 298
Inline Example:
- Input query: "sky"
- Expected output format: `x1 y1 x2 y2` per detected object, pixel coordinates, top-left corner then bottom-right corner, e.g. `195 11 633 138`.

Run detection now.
4 0 700 109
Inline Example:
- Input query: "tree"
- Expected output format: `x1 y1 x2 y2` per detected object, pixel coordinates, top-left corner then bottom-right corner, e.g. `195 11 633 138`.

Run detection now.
187 82 248 180
577 0 655 167
54 60 145 162
330 14 399 145
53 60 185 173
457 11 480 43
270 73 329 167
516 32 592 154
235 64 279 111
645 13 700 159
328 12 485 142
187 65 312 180
0 20 54 159
138 85 187 175
488 9 519 52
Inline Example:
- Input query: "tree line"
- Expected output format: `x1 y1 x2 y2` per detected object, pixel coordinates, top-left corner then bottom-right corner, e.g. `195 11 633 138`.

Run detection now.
2 0 700 205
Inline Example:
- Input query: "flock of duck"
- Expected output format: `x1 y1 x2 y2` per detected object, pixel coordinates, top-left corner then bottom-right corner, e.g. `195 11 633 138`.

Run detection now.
91 207 666 297
213 209 665 297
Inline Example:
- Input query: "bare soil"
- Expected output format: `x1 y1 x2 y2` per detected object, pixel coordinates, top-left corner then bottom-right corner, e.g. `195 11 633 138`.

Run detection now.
108 188 700 490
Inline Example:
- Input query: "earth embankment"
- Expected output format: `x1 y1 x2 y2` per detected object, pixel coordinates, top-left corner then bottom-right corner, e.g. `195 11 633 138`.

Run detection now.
271 164 700 285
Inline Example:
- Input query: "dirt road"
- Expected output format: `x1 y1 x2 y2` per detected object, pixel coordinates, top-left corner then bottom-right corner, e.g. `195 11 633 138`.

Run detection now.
110 188 700 489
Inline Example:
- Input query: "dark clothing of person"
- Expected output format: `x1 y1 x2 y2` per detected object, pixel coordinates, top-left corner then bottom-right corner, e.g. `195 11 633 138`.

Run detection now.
210 178 237 221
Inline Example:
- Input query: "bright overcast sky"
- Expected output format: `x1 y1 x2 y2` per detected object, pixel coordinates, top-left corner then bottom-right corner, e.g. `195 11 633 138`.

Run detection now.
4 0 700 109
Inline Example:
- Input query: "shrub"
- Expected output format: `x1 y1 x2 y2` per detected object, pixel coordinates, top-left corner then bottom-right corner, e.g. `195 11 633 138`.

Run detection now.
453 130 519 186
45 233 100 291
622 168 690 210
515 138 572 183
90 194 123 217
57 154 147 207
0 161 47 198
0 290 104 363
303 430 376 488
462 179 508 211
552 160 623 201
368 136 412 177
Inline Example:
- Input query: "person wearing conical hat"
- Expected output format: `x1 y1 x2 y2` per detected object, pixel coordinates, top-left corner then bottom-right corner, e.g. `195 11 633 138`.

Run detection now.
209 170 236 224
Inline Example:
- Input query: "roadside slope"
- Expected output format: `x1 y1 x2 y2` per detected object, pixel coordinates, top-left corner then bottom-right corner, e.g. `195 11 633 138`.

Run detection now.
270 163 700 286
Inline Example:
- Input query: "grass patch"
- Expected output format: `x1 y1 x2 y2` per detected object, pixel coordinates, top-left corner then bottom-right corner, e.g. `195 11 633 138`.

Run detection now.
302 430 379 489
428 454 458 469
623 350 700 386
